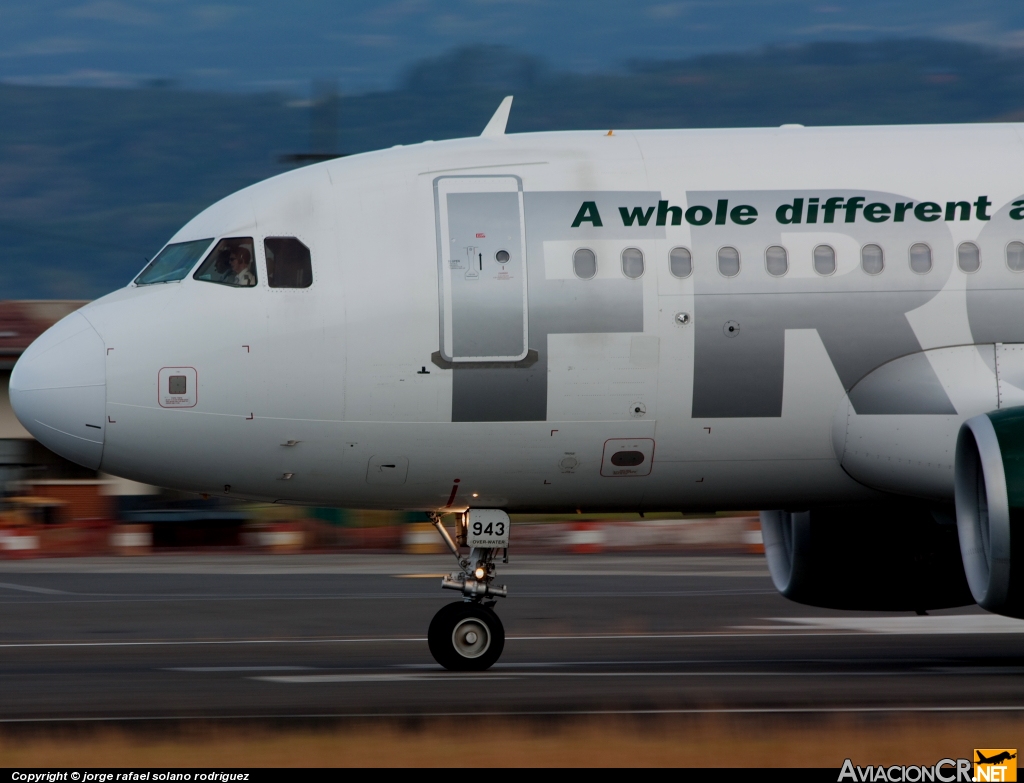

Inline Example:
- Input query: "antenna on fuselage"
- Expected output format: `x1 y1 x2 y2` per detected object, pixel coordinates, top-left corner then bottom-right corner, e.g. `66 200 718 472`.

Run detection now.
481 96 513 137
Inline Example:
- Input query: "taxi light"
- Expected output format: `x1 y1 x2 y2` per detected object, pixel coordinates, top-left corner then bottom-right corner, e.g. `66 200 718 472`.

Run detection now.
474 567 486 580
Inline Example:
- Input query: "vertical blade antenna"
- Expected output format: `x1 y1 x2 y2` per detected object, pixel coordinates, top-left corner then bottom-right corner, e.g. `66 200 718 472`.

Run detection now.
481 96 514 137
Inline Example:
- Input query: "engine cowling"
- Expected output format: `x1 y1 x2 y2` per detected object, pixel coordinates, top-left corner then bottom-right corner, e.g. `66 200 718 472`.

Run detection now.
760 505 974 611
954 410 1024 618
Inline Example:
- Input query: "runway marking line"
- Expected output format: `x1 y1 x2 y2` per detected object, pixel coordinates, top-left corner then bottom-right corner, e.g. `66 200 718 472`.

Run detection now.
1 615 1018 649
0 588 778 604
0 629 991 649
756 615 1024 635
2 706 1024 724
0 582 66 595
256 673 516 683
0 631 851 649
252 669 1013 684
167 666 318 672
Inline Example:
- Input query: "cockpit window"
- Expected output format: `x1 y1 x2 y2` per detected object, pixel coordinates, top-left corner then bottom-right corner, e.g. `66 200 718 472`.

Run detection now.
134 239 213 286
193 238 257 288
264 237 312 288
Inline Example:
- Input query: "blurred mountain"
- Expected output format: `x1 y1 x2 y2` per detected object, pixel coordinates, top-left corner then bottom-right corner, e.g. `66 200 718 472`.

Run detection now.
3 38 1024 299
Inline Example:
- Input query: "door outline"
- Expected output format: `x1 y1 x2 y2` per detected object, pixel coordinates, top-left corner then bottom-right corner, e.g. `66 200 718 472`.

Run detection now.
434 175 529 363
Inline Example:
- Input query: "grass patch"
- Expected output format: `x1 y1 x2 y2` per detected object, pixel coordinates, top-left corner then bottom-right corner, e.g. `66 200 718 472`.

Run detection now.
0 713 1017 767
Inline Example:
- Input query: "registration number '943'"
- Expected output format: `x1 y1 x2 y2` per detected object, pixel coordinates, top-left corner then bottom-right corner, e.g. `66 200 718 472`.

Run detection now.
465 509 511 548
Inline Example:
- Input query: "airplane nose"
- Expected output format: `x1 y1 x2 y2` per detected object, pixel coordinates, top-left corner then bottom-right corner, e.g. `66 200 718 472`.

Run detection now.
9 311 107 470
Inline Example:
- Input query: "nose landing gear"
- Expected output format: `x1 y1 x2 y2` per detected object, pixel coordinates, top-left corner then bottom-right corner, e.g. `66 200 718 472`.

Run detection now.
427 510 510 671
427 601 505 671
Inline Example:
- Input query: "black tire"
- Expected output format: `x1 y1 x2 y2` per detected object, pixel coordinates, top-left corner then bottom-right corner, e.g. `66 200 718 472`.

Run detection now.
427 602 505 671
427 602 463 669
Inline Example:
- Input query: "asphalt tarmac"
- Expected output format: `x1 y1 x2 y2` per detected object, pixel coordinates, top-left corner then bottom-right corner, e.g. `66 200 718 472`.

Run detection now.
0 553 1021 722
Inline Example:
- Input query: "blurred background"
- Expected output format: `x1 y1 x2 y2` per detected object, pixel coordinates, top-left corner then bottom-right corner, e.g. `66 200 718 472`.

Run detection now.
2 0 1023 555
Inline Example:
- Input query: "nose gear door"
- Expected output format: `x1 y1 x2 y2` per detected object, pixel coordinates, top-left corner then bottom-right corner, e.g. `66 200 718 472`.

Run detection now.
435 176 528 362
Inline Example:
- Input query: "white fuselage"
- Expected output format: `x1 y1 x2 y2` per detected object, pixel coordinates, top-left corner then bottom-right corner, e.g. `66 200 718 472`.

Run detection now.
12 123 1024 512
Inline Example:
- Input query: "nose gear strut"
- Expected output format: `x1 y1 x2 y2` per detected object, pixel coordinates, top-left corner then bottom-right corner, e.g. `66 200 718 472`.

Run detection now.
427 510 509 670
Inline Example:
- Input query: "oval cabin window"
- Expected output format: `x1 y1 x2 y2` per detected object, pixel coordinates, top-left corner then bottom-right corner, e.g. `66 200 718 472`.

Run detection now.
957 242 980 274
717 247 740 277
621 247 645 279
861 244 884 275
1008 242 1024 272
813 245 836 276
910 243 932 274
765 246 788 277
573 248 597 279
669 247 692 278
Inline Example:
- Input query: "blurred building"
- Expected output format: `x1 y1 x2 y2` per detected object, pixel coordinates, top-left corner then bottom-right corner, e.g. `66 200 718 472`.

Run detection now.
0 301 93 489
0 301 168 522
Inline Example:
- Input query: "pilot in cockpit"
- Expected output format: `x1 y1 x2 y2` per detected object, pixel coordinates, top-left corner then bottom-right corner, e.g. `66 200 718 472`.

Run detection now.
230 246 256 287
208 246 234 283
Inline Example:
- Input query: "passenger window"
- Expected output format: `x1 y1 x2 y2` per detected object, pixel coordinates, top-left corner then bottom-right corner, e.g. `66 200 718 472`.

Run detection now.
573 248 597 279
861 244 884 275
910 243 932 274
265 237 313 288
621 247 644 279
717 246 740 277
765 246 788 277
669 247 692 278
193 238 257 287
135 239 213 286
813 245 836 276
957 242 980 274
1008 241 1024 272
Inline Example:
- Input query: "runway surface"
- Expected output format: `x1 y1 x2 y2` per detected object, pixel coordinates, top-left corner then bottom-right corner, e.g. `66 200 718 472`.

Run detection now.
0 553 1022 722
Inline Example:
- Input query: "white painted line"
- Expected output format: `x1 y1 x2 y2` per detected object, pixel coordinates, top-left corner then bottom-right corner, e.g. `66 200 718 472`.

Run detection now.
0 554 769 577
256 673 516 683
253 669 1002 684
754 615 1024 635
0 617 1005 649
0 582 66 595
0 637 427 649
0 630 913 649
0 587 777 604
166 666 318 672
1 705 1023 723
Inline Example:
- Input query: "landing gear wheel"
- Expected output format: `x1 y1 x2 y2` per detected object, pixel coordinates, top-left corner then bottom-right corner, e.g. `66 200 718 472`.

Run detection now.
428 601 505 671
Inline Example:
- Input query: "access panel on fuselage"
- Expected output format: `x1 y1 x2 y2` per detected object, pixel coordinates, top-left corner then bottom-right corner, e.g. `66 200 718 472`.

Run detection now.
435 176 528 362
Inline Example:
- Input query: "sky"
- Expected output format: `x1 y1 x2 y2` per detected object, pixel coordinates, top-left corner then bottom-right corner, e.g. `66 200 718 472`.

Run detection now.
1 0 1024 94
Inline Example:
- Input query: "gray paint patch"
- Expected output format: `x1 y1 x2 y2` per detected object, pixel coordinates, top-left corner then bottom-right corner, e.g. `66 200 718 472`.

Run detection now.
447 191 652 422
687 190 955 417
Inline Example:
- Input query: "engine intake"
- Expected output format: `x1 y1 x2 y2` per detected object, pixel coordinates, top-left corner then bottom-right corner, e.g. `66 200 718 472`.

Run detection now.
954 410 1024 617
